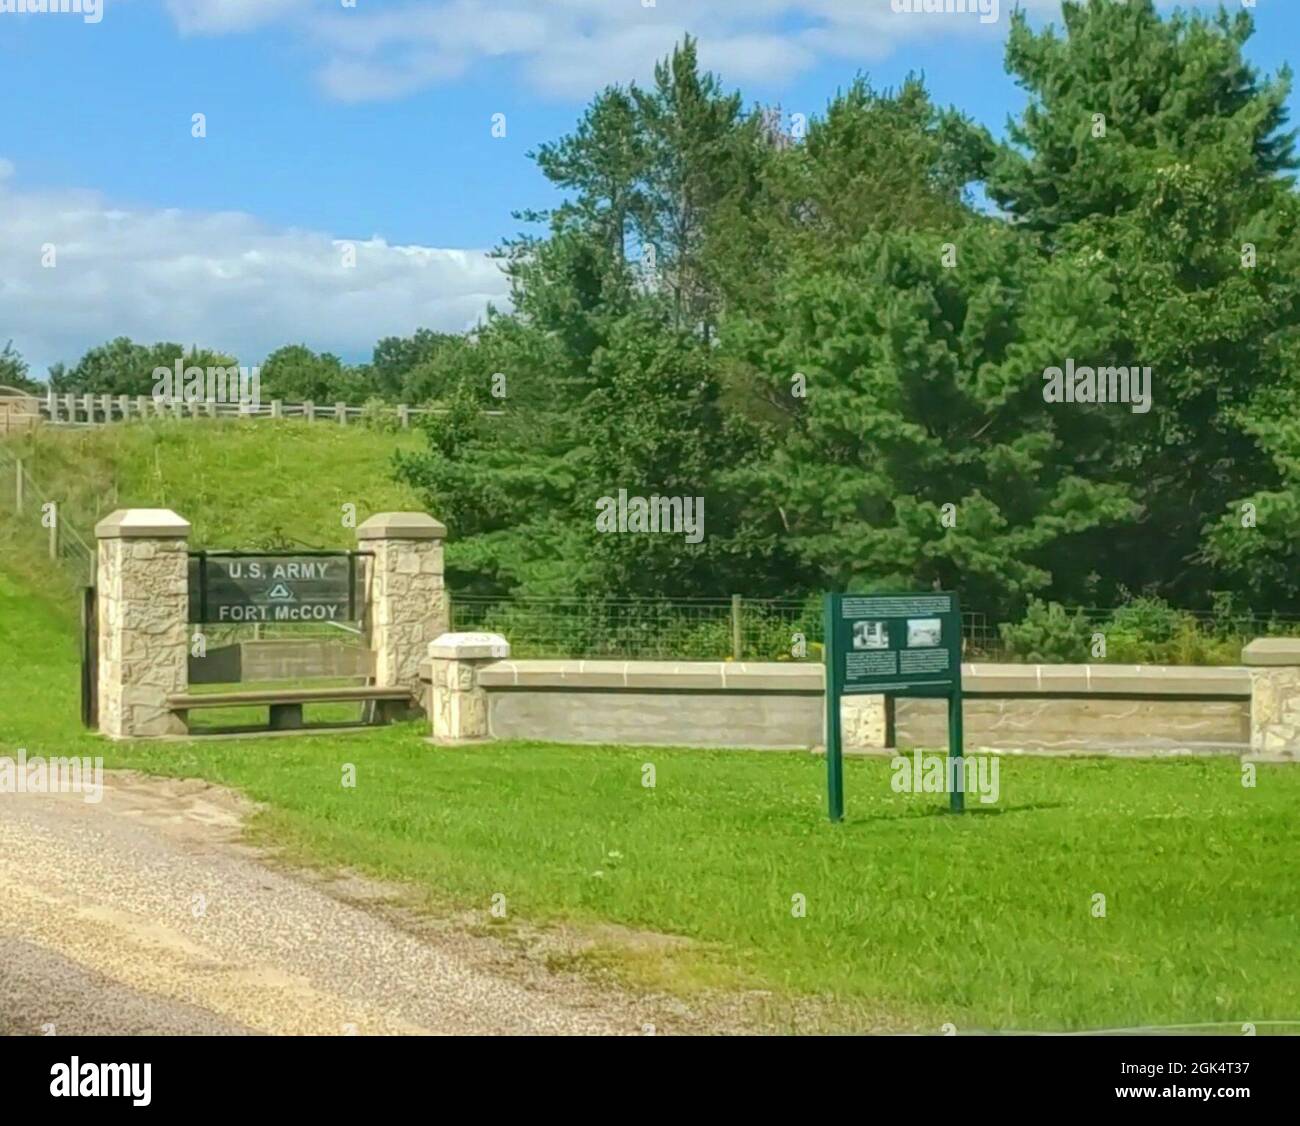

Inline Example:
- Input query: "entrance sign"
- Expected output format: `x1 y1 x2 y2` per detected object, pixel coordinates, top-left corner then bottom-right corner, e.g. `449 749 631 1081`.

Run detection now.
823 592 965 821
188 551 365 624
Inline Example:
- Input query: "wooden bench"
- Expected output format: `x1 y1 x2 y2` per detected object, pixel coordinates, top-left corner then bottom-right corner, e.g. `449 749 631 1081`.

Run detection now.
168 686 415 731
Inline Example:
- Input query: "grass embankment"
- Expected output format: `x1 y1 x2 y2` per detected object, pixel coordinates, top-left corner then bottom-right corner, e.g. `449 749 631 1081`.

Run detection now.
1 417 423 556
2 569 1298 1033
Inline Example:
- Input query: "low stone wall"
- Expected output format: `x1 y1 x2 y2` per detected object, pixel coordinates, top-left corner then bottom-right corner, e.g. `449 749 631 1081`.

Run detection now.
419 651 1251 754
898 664 1248 752
484 667 829 749
190 639 372 685
895 697 1247 752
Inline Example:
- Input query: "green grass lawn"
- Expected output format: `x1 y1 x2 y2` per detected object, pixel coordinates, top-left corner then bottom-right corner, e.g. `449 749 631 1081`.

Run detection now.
2 570 1298 1033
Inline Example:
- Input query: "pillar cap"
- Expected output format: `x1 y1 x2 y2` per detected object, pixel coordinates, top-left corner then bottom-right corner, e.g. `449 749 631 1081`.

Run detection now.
429 632 510 660
356 512 446 541
1242 638 1300 666
95 508 191 540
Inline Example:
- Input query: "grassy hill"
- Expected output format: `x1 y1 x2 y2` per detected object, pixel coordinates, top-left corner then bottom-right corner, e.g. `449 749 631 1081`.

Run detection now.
4 417 424 547
0 418 427 615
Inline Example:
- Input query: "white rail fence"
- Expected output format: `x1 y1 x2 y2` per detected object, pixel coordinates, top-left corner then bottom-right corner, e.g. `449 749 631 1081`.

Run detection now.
36 391 488 428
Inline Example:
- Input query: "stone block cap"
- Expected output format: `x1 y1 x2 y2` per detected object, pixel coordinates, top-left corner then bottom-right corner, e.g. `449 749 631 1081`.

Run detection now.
429 632 510 660
355 512 447 541
1242 637 1300 666
95 508 191 540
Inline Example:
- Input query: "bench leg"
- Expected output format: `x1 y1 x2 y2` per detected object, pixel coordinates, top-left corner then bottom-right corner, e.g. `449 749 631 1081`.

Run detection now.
269 703 304 730
372 698 415 725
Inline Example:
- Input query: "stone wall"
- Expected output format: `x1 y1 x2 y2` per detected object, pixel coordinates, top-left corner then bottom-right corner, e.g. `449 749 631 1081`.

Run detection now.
189 639 371 685
895 696 1247 752
419 658 1254 755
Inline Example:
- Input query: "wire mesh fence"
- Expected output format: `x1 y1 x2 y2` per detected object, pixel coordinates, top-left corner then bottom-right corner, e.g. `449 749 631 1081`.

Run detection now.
0 443 96 586
449 594 1000 662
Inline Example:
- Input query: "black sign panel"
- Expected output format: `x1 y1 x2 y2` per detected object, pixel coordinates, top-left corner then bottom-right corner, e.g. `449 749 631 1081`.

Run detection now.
189 554 361 624
827 591 961 695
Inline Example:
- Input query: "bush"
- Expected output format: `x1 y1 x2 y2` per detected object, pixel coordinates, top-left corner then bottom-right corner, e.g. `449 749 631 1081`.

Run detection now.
999 599 1093 662
358 396 401 433
1002 594 1260 666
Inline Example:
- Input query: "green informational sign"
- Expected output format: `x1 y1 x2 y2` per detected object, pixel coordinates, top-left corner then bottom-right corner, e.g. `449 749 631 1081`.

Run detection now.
823 592 965 821
188 552 363 624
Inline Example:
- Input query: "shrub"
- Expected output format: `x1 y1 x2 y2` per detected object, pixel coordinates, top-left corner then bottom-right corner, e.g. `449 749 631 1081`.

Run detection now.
999 599 1093 662
359 397 401 433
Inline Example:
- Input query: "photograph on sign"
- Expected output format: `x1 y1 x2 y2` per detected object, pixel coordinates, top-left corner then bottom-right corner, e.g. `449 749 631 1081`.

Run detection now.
852 620 889 650
907 618 942 648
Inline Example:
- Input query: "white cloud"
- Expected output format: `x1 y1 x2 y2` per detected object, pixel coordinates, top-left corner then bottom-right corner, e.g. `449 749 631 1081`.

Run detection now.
0 161 510 377
160 0 1227 103
164 0 312 35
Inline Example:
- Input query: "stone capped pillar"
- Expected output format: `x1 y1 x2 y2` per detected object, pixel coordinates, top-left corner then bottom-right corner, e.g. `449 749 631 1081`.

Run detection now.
426 632 510 743
1244 638 1300 761
95 509 191 739
356 512 448 701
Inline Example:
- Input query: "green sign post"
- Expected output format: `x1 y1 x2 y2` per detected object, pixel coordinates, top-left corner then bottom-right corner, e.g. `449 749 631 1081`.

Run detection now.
823 591 965 820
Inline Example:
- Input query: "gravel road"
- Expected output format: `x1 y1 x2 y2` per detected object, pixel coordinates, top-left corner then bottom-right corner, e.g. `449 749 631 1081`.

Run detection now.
0 772 658 1036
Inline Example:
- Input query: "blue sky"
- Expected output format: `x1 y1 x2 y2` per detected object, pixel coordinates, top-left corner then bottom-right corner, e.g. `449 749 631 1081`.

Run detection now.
1 0 1296 376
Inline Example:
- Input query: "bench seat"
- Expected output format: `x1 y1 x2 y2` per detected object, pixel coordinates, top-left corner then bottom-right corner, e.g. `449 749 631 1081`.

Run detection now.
168 686 414 730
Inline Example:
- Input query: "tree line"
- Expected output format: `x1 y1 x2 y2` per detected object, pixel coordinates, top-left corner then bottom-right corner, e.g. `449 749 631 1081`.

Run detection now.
7 2 1300 623
396 3 1300 621
1 331 464 406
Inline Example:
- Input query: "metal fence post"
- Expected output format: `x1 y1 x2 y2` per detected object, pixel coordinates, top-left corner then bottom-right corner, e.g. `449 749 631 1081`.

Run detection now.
49 505 59 561
15 458 24 514
731 594 743 661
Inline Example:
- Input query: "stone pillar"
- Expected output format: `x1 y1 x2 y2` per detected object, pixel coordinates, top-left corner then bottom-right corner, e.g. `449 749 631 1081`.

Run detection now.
1244 639 1300 761
95 509 191 739
426 633 510 743
356 512 448 703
